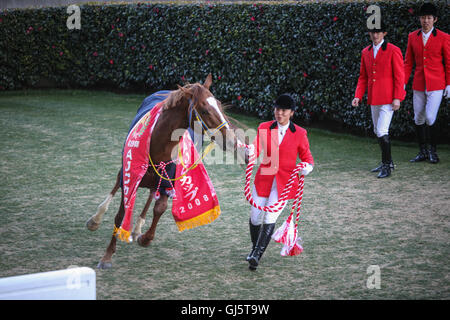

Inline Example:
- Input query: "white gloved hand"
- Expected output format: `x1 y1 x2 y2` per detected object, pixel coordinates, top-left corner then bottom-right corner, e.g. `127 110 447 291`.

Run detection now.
299 163 313 176
443 85 450 99
245 144 255 158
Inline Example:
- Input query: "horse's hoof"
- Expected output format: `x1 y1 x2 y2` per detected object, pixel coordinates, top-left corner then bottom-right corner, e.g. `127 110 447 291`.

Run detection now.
86 218 100 231
97 261 112 269
137 235 151 247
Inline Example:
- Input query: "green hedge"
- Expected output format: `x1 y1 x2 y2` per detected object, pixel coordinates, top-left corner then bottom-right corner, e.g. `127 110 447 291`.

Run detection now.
0 1 448 139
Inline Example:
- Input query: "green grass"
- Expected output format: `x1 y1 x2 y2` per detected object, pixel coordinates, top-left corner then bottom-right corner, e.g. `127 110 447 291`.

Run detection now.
0 89 449 300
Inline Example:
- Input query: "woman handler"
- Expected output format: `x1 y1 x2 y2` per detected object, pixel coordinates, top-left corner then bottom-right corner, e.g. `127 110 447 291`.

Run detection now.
246 94 314 271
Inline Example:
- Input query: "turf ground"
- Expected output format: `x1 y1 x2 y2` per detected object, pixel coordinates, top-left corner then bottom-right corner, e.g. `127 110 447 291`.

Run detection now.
0 89 449 299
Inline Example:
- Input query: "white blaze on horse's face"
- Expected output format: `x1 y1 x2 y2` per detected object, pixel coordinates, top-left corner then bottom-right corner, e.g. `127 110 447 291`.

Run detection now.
207 96 230 129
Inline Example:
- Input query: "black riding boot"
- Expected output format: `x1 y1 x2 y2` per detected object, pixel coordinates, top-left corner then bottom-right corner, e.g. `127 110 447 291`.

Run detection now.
377 135 392 179
248 223 275 271
246 220 260 261
427 124 439 164
371 137 394 172
410 124 428 162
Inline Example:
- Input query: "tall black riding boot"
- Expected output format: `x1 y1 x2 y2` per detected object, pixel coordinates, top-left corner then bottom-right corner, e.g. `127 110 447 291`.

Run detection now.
246 220 260 261
427 124 439 164
371 137 394 172
377 135 392 179
248 223 275 271
410 124 428 162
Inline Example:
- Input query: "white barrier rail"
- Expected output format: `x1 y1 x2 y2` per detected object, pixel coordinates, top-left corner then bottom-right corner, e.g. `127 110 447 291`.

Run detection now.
0 267 96 300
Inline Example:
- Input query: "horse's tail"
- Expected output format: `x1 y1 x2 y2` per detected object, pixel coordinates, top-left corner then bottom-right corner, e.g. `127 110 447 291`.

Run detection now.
86 170 121 231
111 170 121 197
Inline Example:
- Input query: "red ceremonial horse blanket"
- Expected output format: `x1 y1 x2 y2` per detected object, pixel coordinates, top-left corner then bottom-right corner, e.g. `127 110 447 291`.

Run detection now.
117 99 220 242
172 130 220 231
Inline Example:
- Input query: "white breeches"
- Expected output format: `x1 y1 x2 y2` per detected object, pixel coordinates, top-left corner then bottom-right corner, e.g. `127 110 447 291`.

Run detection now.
370 104 394 137
250 179 286 225
413 90 443 126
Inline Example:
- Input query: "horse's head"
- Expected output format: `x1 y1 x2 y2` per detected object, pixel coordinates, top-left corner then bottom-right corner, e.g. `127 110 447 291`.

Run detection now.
177 74 245 164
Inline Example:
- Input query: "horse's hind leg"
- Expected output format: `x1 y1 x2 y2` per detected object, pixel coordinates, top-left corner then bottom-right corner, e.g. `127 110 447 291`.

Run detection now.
97 192 125 270
137 194 168 247
87 170 121 231
131 190 154 242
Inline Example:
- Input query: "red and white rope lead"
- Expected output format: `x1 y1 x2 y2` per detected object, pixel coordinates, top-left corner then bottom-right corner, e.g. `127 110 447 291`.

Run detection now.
154 159 176 199
241 143 307 255
244 151 306 214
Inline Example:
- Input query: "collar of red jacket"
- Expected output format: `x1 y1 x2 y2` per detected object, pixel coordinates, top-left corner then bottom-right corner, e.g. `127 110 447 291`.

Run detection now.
368 40 388 51
417 28 437 37
270 120 296 133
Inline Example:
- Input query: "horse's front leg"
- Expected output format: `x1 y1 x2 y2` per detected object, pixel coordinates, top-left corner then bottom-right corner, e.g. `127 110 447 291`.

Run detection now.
137 194 168 247
97 193 125 269
131 190 154 241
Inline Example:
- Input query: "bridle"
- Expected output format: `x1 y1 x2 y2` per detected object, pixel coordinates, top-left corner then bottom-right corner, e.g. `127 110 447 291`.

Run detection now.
188 97 229 137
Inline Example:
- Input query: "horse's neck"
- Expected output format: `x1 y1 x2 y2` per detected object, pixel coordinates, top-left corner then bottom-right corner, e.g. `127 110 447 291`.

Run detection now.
160 100 189 133
150 101 189 163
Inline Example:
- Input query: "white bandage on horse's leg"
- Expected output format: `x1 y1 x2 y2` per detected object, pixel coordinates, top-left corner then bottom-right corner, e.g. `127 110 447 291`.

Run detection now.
132 217 146 236
92 193 113 223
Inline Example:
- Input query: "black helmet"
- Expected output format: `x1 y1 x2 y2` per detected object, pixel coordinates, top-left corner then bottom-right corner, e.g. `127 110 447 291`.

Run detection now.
274 94 295 110
418 3 438 17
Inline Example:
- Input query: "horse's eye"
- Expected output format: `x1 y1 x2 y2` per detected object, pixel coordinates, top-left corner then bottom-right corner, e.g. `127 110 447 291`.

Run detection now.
200 109 209 116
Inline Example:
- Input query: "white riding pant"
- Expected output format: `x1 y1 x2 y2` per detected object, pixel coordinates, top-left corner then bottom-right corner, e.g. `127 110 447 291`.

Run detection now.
250 179 286 225
413 89 443 126
370 104 394 137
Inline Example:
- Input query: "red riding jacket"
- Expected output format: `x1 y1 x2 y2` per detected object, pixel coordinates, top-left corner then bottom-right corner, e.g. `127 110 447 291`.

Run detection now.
404 28 450 92
253 120 314 200
354 41 406 106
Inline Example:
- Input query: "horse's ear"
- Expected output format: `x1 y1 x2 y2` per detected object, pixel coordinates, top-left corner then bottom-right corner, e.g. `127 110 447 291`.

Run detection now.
203 73 212 90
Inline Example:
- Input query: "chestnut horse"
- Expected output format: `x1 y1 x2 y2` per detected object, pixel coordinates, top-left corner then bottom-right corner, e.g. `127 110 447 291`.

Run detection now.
87 75 244 269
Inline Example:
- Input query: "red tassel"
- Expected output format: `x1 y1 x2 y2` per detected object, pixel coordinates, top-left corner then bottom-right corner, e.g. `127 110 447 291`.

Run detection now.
272 221 290 243
287 242 303 256
280 238 303 256
273 176 306 256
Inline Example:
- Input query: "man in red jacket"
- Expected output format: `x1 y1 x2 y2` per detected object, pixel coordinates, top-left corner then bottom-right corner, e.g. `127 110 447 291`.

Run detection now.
352 22 405 178
404 3 449 164
246 94 314 270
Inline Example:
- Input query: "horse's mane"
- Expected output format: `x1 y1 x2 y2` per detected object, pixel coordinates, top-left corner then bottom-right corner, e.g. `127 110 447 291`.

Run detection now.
163 83 209 110
161 82 249 132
